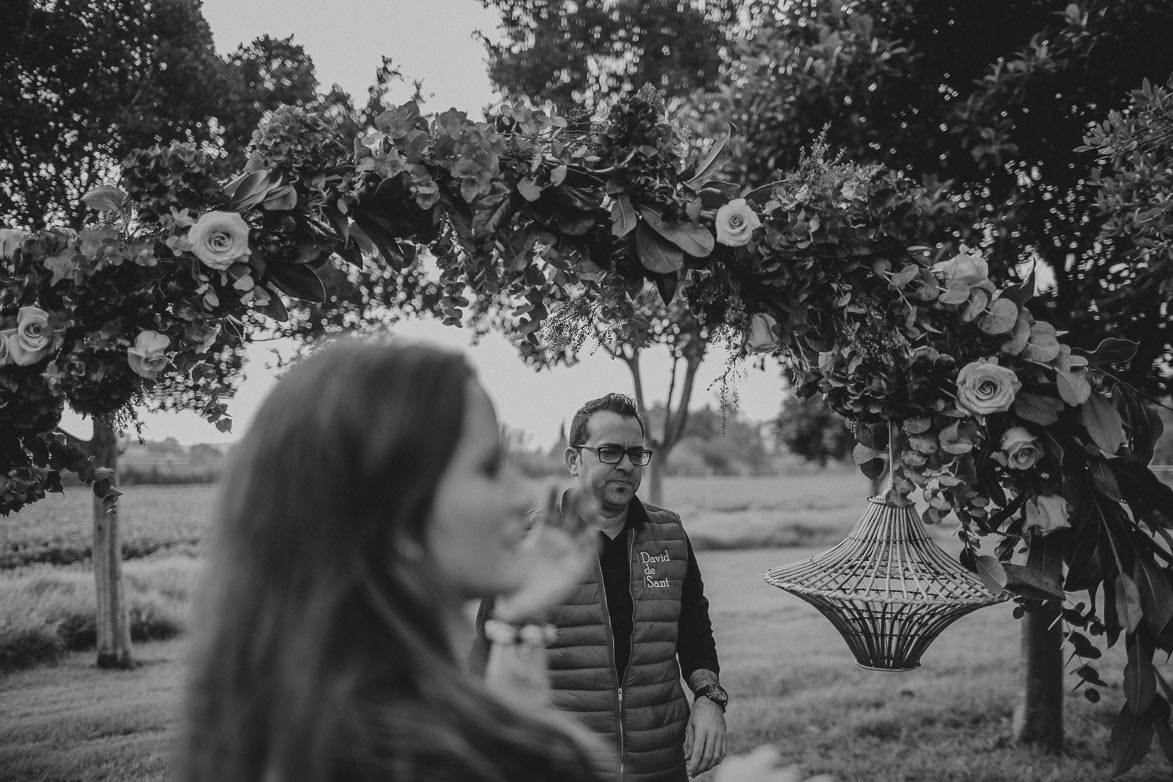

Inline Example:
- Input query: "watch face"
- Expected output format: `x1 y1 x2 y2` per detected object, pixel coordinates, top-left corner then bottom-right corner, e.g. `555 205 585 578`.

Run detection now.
700 684 728 707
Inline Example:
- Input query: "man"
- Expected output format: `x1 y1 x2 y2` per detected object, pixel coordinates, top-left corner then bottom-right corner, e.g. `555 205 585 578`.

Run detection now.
480 393 727 782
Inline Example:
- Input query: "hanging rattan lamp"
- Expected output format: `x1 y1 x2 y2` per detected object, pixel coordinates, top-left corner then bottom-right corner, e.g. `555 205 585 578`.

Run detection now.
764 495 1006 671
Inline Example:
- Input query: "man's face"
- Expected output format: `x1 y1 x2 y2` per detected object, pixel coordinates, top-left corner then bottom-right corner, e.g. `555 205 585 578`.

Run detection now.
567 411 645 514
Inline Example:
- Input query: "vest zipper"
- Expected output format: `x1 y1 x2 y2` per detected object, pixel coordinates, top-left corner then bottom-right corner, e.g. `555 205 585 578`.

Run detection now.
597 554 626 780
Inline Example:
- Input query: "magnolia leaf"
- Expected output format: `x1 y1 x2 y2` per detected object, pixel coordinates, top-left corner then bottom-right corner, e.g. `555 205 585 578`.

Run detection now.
1117 572 1144 634
1003 563 1065 601
1111 702 1155 778
975 555 1009 596
1056 366 1092 406
255 285 289 322
1081 393 1125 455
999 267 1036 306
1079 337 1139 367
1015 392 1064 426
261 184 297 211
634 222 683 274
979 298 1018 335
1134 557 1173 637
472 188 515 238
611 193 637 238
267 264 325 303
639 207 715 257
1091 460 1123 501
81 185 127 213
685 131 729 186
225 170 278 212
549 164 568 186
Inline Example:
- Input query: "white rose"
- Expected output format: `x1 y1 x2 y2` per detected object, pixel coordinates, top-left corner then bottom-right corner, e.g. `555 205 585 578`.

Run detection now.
714 199 762 247
932 245 989 287
1025 494 1071 536
127 330 171 380
188 211 250 270
997 426 1042 470
0 229 30 260
956 360 1021 416
8 306 56 366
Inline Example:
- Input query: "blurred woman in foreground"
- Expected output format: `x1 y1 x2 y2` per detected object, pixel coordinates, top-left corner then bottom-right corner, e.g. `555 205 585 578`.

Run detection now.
174 336 824 782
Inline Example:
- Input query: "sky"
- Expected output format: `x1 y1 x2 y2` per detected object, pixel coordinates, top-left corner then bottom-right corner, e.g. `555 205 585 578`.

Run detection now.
61 0 790 449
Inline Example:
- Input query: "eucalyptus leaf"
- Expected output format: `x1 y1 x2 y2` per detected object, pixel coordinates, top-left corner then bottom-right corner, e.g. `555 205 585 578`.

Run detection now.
1125 633 1157 714
1003 563 1065 601
979 297 1018 335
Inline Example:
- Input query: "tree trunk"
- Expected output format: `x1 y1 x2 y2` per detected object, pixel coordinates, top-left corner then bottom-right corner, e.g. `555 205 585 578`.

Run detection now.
646 451 664 506
91 420 134 669
1012 600 1064 749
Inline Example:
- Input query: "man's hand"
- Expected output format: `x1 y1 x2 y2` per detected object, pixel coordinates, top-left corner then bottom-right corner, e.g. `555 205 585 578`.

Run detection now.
683 696 726 777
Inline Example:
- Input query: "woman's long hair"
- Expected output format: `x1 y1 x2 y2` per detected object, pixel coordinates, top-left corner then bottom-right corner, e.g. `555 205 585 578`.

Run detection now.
176 338 606 782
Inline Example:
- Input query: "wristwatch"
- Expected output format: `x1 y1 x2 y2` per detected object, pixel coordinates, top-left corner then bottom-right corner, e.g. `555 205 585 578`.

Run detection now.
693 683 728 712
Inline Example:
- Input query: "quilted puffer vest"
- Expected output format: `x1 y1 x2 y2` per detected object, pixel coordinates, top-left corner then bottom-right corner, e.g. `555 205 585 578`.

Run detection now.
546 502 690 782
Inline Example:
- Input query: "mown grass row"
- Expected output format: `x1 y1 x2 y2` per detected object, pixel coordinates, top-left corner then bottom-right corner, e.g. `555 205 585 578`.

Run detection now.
0 558 202 672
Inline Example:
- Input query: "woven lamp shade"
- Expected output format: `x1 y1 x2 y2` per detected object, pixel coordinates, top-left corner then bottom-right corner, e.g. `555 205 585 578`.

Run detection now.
764 496 1005 671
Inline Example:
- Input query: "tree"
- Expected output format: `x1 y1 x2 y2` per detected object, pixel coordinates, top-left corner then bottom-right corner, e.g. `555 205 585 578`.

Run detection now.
0 0 327 667
704 0 1173 752
705 0 1173 397
775 394 853 467
478 0 741 108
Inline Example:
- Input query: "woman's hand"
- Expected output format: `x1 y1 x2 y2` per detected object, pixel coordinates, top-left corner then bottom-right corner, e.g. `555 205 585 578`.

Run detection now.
492 487 599 624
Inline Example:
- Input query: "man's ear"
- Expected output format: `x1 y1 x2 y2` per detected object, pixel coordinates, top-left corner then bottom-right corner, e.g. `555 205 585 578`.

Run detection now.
565 446 580 475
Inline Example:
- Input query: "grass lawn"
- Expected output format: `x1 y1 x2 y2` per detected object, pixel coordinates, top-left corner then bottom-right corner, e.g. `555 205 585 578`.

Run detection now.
2 545 1172 781
2 473 1172 780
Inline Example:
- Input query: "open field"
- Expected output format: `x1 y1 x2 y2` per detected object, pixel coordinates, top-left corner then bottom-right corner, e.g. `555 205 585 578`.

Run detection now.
2 473 1172 780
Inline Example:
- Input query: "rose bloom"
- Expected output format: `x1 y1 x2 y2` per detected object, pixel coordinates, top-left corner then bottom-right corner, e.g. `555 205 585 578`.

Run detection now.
188 211 250 270
956 360 1021 416
931 245 989 286
714 199 761 247
1025 494 1071 536
8 306 56 366
127 330 171 380
998 426 1042 470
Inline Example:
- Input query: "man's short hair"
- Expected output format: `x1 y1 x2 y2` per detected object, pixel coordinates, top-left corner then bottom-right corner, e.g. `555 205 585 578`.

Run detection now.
568 393 645 446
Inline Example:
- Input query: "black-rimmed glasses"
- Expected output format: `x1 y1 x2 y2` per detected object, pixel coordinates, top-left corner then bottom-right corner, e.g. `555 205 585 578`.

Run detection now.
574 445 653 466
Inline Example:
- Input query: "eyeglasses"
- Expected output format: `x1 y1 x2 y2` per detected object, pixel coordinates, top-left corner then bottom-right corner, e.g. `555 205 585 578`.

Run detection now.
574 445 653 466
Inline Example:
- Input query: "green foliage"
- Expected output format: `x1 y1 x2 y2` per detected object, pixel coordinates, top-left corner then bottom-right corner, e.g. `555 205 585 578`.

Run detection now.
0 1 324 231
707 0 1173 396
